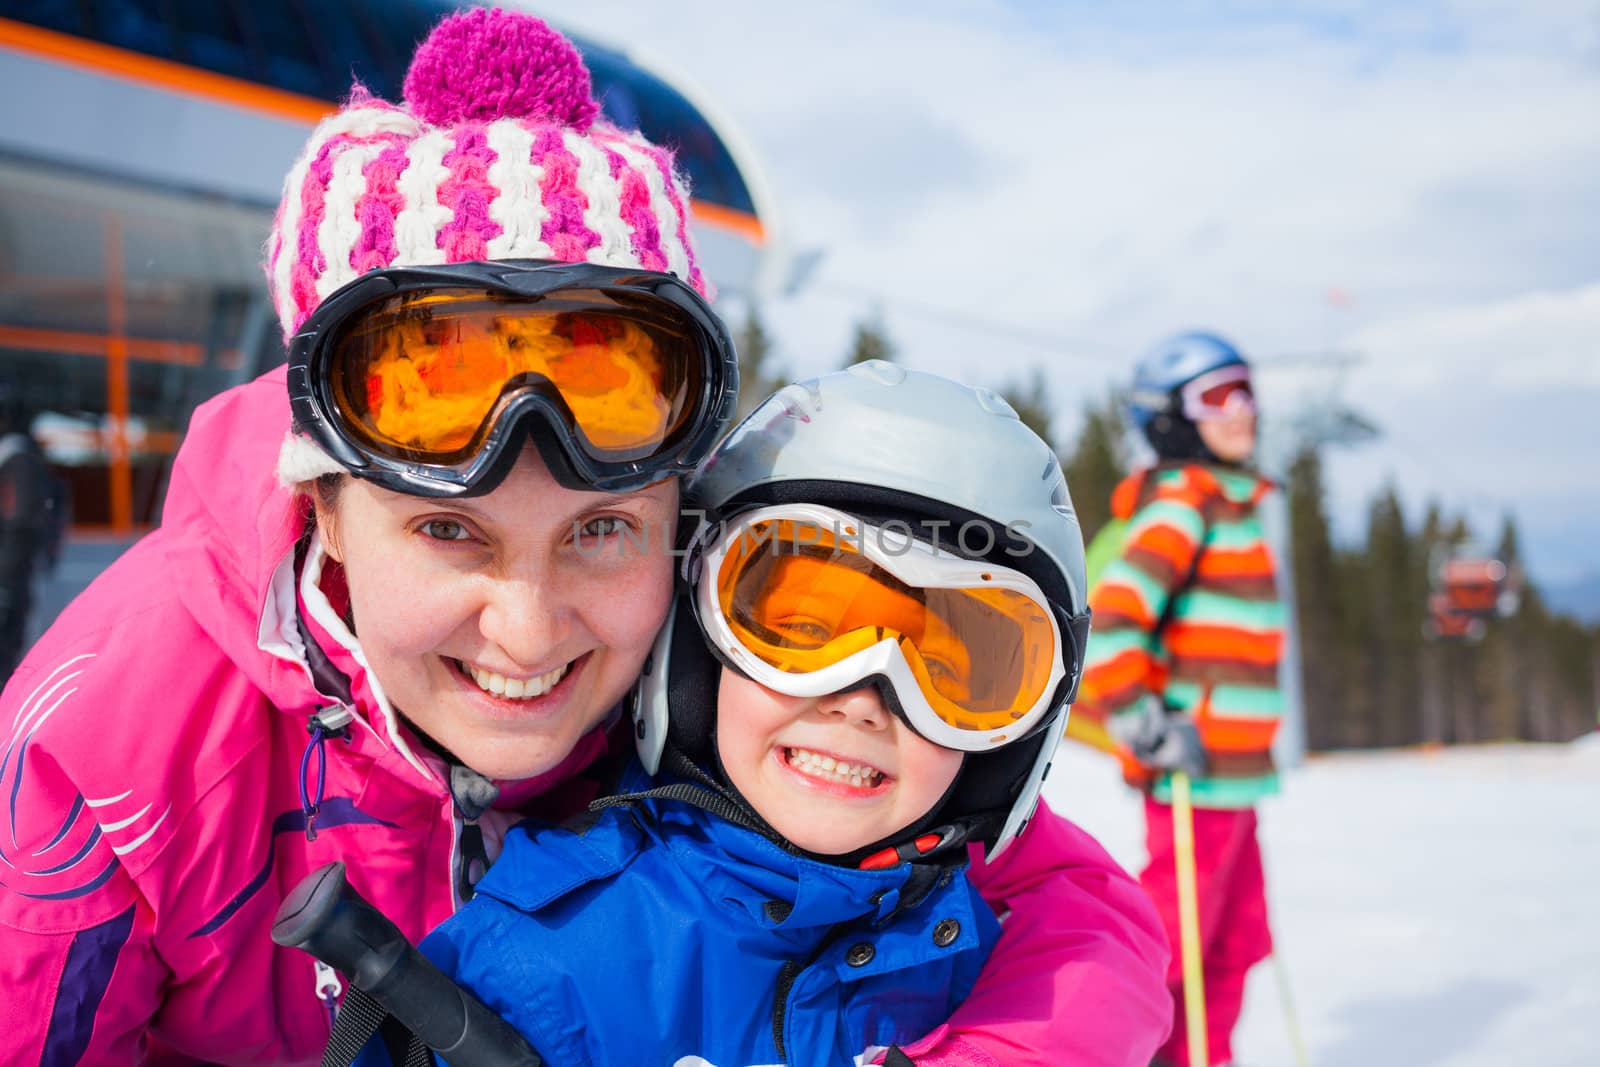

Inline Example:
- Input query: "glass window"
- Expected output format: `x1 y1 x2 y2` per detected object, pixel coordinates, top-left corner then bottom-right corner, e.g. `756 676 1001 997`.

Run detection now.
304 0 391 100
88 0 178 60
0 157 276 529
238 0 327 98
6 1 89 35
170 0 254 82
0 178 111 337
352 0 454 101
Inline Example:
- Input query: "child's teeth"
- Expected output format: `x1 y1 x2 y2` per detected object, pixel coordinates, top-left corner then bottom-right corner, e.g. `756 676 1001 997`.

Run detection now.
787 747 883 786
465 662 569 701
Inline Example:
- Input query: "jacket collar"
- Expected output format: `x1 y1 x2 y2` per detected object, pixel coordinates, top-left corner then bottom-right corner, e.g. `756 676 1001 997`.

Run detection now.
1112 460 1275 519
480 770 971 935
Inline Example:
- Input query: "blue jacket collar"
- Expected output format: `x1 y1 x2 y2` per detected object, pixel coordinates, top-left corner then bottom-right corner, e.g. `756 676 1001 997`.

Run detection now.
476 767 963 933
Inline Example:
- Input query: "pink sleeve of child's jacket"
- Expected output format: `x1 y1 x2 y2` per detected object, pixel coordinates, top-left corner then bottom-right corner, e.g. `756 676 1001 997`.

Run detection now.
899 800 1172 1067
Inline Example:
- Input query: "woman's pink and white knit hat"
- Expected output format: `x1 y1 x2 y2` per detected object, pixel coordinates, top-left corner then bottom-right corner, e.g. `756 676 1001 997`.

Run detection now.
264 7 708 343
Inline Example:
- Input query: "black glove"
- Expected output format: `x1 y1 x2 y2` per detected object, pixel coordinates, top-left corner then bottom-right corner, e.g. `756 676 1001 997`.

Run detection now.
1109 697 1208 778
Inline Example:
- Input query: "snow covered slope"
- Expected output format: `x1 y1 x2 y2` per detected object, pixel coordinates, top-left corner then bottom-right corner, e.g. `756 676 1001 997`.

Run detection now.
1041 734 1599 1067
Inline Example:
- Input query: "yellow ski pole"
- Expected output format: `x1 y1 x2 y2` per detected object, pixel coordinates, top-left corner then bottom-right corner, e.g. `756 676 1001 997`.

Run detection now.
1171 770 1209 1067
1272 951 1311 1067
1063 712 1120 756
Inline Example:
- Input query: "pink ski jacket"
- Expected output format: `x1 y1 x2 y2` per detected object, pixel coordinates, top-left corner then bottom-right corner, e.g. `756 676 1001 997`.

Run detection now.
0 368 1170 1066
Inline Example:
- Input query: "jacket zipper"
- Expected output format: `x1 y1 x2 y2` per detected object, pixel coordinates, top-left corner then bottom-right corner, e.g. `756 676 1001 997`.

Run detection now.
771 960 801 1058
771 921 855 1060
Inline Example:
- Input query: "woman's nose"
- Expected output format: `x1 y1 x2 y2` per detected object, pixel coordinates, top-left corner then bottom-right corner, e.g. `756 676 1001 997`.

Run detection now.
479 569 573 667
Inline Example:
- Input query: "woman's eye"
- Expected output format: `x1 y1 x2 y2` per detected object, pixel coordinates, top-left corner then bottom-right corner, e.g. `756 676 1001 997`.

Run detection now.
420 519 471 542
579 516 629 541
575 515 648 555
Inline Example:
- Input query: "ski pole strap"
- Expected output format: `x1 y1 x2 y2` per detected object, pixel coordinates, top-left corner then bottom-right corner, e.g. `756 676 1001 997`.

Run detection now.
274 862 545 1067
321 984 431 1067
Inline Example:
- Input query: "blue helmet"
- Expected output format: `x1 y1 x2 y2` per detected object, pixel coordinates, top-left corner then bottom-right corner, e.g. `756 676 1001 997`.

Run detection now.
1127 331 1249 461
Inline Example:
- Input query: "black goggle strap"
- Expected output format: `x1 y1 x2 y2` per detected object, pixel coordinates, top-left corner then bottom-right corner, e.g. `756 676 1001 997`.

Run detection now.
1060 606 1093 705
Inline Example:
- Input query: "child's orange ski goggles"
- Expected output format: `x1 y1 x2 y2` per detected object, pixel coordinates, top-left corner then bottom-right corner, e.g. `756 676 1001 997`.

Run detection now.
693 505 1073 752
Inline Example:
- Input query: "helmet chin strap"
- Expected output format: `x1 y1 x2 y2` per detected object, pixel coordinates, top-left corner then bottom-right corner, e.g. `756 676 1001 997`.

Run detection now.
855 817 1000 871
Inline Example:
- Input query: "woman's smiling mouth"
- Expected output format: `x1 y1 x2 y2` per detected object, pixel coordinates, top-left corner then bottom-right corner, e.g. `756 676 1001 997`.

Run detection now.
455 659 572 700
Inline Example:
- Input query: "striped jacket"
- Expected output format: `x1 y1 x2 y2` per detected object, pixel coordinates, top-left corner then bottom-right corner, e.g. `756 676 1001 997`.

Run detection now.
1076 462 1283 808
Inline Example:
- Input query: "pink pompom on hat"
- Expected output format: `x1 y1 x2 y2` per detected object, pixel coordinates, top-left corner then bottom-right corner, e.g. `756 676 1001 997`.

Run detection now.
264 7 708 341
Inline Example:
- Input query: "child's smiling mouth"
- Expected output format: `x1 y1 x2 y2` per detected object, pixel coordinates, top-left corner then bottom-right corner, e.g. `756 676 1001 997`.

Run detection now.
781 746 889 791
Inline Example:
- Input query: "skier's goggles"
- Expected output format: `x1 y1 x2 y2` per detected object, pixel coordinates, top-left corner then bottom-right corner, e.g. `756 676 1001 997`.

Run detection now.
695 505 1069 752
1179 364 1255 421
287 261 737 496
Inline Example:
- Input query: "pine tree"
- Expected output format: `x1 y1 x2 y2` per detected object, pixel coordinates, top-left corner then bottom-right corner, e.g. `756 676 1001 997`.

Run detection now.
1478 513 1528 739
1286 446 1350 748
1441 516 1478 743
1061 389 1129 544
841 310 895 368
996 366 1057 452
1285 480 1599 752
1333 540 1378 747
1415 501 1450 743
733 304 789 423
1495 513 1522 573
1482 513 1597 742
1363 486 1421 745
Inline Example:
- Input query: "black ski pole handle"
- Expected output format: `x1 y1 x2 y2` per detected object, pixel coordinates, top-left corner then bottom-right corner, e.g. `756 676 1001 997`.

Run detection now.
272 861 545 1067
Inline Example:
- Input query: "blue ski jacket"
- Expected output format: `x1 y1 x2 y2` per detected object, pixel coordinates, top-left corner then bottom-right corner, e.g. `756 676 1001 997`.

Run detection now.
389 763 999 1067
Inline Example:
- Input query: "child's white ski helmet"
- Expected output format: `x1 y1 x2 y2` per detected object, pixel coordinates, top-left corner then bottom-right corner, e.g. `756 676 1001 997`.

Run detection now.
632 361 1091 860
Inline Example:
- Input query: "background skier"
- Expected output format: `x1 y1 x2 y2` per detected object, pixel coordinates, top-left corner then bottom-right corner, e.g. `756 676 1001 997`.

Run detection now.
1073 331 1284 1067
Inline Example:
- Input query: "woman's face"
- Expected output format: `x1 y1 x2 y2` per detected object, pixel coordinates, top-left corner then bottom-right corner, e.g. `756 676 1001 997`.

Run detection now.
317 445 678 781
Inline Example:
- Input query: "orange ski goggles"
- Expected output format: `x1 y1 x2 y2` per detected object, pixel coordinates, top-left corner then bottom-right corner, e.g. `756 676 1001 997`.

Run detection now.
288 261 737 496
693 505 1069 751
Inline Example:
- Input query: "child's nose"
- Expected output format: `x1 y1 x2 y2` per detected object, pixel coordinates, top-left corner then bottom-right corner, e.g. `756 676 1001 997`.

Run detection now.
821 686 891 730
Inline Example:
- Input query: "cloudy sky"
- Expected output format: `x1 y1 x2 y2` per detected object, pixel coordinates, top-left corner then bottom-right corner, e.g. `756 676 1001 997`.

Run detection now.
530 0 1600 585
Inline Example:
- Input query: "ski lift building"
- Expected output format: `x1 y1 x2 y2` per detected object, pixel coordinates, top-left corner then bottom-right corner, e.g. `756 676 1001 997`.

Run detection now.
0 2 777 534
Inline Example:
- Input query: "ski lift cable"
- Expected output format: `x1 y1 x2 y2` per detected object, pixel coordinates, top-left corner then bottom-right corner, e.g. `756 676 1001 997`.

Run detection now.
1254 350 1364 369
805 278 1126 364
1261 350 1508 536
1371 419 1508 526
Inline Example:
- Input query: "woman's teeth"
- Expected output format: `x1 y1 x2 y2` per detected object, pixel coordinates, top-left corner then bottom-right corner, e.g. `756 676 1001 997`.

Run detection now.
786 747 884 788
464 662 569 700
